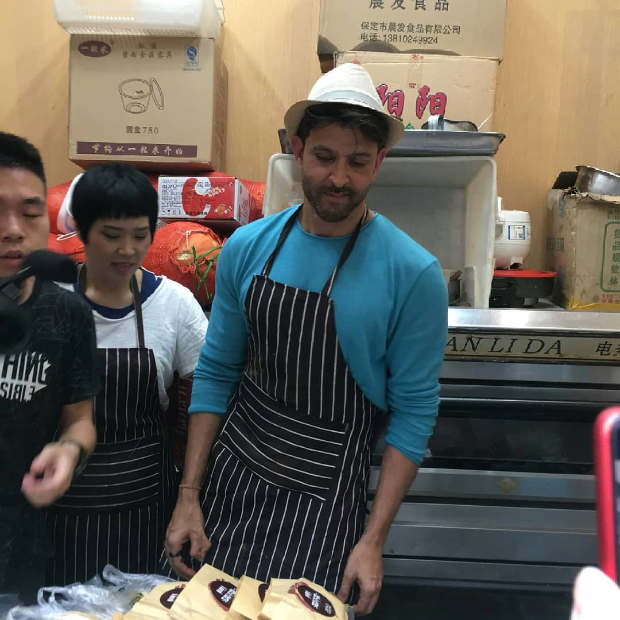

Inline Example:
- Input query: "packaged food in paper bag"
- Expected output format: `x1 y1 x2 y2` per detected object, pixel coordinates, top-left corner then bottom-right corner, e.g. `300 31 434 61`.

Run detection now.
169 564 238 620
257 579 296 619
123 582 186 619
270 601 314 619
228 576 267 620
259 580 346 620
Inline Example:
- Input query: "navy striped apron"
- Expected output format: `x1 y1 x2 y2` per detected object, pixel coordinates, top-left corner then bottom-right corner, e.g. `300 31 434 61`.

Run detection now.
177 206 381 593
48 268 177 585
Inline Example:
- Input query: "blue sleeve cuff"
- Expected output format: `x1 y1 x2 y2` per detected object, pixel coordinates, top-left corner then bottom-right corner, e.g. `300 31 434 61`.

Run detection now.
385 399 439 465
188 381 230 416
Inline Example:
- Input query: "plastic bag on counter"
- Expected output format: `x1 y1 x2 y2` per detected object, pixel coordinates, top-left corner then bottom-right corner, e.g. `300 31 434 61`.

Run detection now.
7 610 103 619
0 593 21 619
6 565 174 620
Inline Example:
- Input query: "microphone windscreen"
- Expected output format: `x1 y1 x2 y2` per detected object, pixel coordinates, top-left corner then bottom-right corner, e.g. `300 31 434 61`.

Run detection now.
23 250 78 283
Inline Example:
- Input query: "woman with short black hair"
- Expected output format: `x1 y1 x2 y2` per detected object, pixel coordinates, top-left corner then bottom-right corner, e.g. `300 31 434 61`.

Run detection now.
47 163 208 585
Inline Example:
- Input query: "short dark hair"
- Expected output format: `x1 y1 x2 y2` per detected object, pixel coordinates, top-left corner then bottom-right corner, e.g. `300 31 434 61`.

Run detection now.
0 132 46 186
72 163 158 242
296 103 390 151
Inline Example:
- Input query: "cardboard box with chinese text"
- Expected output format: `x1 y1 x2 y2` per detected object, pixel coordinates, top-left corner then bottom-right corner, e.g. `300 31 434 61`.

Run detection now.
336 52 498 131
69 36 227 171
319 0 506 60
158 176 255 233
547 188 620 311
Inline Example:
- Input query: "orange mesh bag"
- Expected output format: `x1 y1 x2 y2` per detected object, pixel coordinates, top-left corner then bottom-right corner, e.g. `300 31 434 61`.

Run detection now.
143 221 222 306
47 180 73 235
48 232 86 263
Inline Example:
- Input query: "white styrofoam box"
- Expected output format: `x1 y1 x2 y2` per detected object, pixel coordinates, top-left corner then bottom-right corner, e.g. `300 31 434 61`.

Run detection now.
264 155 496 308
53 0 225 39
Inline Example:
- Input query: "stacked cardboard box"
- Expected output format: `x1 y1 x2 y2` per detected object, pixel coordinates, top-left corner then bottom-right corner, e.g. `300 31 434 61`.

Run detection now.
67 34 258 231
318 0 506 132
57 0 267 246
69 36 227 172
49 3 264 315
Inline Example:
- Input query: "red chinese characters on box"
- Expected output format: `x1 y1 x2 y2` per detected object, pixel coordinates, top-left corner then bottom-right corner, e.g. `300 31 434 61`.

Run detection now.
157 176 254 226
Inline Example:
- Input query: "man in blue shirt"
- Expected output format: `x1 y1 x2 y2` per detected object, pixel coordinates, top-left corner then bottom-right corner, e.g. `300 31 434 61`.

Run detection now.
164 64 448 615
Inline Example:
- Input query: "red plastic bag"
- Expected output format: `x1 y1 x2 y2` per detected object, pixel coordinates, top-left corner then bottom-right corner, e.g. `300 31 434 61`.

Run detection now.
46 181 73 235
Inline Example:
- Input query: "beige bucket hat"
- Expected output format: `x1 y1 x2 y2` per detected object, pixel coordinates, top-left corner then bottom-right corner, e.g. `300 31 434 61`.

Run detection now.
284 63 405 151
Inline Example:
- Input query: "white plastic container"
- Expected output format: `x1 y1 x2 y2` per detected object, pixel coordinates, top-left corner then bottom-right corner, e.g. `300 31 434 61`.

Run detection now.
494 209 532 269
53 0 225 39
264 155 497 308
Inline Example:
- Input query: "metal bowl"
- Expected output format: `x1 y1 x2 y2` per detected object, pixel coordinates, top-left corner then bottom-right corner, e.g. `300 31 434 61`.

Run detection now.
575 165 620 196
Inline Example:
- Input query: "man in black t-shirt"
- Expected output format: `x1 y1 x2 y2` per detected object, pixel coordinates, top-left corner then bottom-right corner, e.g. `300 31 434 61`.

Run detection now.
0 132 99 601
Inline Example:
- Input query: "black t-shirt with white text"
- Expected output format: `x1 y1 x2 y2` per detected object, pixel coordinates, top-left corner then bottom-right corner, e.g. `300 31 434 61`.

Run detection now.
0 279 100 499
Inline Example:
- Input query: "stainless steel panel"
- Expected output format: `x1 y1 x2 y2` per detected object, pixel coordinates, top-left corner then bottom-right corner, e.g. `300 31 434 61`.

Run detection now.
368 468 595 502
382 503 597 565
448 307 620 333
374 308 614 588
441 360 620 386
440 385 620 405
382 558 581 588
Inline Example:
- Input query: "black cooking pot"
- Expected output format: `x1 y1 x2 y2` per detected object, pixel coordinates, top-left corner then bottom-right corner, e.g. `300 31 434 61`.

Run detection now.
490 270 556 308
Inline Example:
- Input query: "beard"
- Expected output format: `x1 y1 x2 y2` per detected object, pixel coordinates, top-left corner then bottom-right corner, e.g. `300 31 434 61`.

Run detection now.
301 172 369 223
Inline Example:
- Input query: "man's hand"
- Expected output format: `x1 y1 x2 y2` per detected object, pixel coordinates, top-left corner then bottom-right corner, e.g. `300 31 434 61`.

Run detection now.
21 442 80 508
337 537 384 616
165 490 211 580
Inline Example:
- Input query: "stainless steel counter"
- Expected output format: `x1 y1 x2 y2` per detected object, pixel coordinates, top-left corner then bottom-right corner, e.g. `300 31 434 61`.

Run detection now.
370 307 620 591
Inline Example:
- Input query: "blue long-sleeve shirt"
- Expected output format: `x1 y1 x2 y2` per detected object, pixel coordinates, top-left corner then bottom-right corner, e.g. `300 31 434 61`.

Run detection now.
190 206 448 465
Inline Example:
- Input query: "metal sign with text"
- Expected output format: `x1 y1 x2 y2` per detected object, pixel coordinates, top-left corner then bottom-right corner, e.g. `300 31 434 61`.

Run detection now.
445 331 620 364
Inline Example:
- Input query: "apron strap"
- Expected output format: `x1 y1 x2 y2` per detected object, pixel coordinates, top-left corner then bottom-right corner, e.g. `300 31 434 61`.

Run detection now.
78 265 146 348
261 206 302 277
130 275 146 348
321 206 367 297
262 205 368 297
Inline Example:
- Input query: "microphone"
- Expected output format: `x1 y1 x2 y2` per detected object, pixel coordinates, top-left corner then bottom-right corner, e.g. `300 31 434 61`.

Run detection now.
0 250 78 354
0 250 77 301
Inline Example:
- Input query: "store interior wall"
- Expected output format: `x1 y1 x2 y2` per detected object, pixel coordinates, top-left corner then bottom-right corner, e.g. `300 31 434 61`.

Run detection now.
1 0 618 269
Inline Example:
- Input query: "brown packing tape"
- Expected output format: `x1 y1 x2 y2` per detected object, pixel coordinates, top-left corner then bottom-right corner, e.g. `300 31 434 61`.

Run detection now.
568 297 620 312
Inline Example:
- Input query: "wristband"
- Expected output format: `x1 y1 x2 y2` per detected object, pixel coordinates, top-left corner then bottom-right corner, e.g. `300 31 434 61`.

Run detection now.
58 439 90 478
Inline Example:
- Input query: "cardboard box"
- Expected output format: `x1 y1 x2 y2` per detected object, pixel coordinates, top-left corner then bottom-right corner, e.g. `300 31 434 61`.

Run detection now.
319 0 506 60
69 36 227 171
336 52 498 131
547 188 620 311
158 176 253 228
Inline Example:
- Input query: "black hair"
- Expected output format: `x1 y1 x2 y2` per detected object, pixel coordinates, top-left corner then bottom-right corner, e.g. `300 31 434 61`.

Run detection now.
71 163 158 242
296 103 390 151
0 131 46 186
